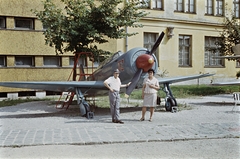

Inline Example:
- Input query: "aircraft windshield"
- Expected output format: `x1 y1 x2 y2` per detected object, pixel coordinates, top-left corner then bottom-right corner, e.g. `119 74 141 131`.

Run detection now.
97 51 123 69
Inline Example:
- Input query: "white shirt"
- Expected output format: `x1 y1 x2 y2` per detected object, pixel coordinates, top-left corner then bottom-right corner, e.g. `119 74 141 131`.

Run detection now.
104 76 122 91
143 77 159 94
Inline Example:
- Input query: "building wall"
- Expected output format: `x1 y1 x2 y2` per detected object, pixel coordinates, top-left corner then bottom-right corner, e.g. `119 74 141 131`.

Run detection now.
117 0 239 84
0 0 95 93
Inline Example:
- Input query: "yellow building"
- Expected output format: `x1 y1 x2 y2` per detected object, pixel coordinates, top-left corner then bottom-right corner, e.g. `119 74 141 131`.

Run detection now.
0 0 239 98
122 0 239 84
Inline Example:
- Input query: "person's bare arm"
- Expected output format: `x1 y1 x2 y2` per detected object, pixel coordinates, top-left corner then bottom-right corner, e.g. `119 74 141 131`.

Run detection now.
120 82 131 88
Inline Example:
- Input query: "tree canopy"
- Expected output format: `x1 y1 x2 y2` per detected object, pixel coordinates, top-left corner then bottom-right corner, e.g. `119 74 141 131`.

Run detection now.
33 0 148 61
215 16 240 57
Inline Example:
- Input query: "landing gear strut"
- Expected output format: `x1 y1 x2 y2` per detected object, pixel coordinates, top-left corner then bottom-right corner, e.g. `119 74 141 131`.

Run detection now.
162 83 178 113
76 88 94 118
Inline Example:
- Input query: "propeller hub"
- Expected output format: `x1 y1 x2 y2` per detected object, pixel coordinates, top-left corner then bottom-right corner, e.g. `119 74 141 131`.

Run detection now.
136 54 155 72
148 58 154 64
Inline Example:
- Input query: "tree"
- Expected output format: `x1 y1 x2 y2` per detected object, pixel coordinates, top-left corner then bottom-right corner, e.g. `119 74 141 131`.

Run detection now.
215 14 240 78
32 0 148 61
215 16 240 58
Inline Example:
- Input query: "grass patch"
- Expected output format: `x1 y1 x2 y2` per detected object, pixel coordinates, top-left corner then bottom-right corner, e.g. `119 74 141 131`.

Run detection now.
1 85 239 108
128 84 240 99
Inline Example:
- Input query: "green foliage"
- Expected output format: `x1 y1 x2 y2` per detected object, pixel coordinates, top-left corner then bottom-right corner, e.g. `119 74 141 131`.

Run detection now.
214 16 240 57
236 70 240 79
32 0 148 61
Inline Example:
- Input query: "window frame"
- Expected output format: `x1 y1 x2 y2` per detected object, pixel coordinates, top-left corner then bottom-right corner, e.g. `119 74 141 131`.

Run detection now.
174 0 184 12
14 18 34 30
233 0 240 18
15 56 35 67
0 17 6 29
215 0 224 16
204 36 224 67
138 0 151 9
152 0 164 10
236 60 240 68
178 35 192 67
185 0 196 13
205 0 214 15
43 56 61 67
0 56 6 67
144 32 160 67
69 56 86 67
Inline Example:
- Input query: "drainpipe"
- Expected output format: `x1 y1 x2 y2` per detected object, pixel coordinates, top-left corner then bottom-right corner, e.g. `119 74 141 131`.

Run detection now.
125 26 128 52
125 0 128 52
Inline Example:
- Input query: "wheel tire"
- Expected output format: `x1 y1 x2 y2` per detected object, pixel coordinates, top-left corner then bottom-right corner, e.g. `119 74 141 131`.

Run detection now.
165 97 176 112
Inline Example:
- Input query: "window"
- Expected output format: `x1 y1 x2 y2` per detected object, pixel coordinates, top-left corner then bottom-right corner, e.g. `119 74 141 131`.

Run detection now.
179 35 192 67
204 37 224 67
0 56 6 67
69 56 85 67
15 18 34 30
174 0 184 12
139 0 150 9
186 0 195 13
0 17 6 29
44 56 61 67
144 32 159 66
42 24 48 30
69 57 75 66
236 60 240 67
15 56 34 66
233 0 240 18
205 0 213 15
216 0 223 16
152 0 163 10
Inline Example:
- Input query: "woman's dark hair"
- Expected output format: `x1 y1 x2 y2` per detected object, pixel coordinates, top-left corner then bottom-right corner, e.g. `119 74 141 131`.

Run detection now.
147 68 155 74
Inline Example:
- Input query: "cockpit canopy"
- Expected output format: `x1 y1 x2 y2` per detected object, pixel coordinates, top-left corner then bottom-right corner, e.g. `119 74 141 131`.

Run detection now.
97 51 123 69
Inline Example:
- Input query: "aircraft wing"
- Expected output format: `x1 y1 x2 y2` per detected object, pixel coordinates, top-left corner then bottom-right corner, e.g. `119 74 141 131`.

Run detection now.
211 80 240 86
0 74 214 95
157 73 214 84
213 55 240 59
0 81 106 92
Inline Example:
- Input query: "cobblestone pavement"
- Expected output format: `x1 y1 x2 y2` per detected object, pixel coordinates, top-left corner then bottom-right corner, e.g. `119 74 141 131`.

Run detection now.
0 94 239 147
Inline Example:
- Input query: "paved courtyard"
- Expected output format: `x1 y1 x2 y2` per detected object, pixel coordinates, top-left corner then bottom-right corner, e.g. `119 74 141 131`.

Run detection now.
0 94 239 158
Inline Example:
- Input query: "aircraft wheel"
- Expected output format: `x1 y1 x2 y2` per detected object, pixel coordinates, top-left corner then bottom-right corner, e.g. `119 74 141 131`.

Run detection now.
165 97 176 112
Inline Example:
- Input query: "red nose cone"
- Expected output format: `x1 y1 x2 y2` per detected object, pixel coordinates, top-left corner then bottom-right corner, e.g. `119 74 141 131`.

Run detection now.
136 54 155 72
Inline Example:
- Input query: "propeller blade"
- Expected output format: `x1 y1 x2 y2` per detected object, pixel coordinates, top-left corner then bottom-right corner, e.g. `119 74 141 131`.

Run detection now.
149 32 165 55
125 32 165 97
125 69 143 97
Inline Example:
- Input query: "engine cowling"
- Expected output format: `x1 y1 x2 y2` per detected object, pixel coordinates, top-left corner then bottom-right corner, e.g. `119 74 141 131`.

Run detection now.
136 54 155 72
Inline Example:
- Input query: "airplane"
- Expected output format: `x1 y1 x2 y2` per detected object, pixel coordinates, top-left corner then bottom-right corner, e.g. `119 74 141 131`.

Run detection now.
0 31 214 117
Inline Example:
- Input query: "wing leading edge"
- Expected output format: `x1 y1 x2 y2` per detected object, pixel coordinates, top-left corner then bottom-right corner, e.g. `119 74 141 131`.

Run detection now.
211 80 240 86
157 73 214 84
0 81 106 92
